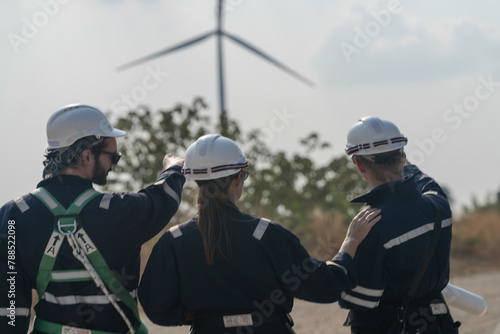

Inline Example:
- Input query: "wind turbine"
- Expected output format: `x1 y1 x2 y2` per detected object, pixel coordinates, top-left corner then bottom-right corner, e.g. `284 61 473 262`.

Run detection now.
118 0 314 115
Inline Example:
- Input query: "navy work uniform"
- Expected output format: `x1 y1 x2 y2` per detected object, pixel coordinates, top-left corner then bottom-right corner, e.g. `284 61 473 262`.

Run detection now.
139 201 358 334
0 166 184 333
340 165 456 333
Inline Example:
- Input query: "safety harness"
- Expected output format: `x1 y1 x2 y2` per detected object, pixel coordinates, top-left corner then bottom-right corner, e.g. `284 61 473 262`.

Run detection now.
31 187 147 334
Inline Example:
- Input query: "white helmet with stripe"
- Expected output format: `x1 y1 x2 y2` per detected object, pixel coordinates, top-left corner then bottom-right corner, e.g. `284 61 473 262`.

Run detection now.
47 104 126 149
182 134 248 180
345 116 407 156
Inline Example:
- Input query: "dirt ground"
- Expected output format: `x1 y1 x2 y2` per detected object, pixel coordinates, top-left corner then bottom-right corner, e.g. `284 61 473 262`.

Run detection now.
143 271 500 334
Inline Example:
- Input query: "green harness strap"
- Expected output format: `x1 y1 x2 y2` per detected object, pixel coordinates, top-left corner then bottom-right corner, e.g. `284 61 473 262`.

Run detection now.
32 187 101 301
32 187 148 334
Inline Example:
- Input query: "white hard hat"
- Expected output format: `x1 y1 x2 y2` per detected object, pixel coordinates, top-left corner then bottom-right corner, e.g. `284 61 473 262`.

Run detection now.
46 104 126 149
346 116 407 156
182 134 249 180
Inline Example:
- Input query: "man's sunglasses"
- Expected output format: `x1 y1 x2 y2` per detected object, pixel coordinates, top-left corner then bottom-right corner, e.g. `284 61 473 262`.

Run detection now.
241 170 249 181
98 150 122 164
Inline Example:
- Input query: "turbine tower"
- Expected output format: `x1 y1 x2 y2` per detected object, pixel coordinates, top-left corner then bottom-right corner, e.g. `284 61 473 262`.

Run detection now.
118 0 314 115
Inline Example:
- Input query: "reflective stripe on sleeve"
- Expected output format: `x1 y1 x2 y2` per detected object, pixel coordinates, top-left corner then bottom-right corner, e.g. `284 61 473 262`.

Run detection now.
351 285 384 297
423 191 439 196
0 307 30 317
162 182 180 206
14 196 30 213
42 289 138 305
253 219 270 241
341 291 380 309
99 193 113 210
169 225 183 238
384 218 453 250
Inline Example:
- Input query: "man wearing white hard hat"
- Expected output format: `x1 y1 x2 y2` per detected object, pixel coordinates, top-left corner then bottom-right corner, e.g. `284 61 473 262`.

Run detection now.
0 104 185 333
139 134 381 334
340 117 460 333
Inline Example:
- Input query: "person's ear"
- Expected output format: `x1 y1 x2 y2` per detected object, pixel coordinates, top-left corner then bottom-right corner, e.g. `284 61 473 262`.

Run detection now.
354 157 366 174
233 172 242 188
81 149 93 166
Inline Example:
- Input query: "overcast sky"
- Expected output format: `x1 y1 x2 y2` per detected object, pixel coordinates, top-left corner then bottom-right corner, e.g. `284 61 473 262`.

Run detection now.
1 0 499 213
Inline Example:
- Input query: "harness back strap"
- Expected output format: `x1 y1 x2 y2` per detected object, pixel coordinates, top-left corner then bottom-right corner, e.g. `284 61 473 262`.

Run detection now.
32 187 101 300
84 239 146 332
32 187 148 334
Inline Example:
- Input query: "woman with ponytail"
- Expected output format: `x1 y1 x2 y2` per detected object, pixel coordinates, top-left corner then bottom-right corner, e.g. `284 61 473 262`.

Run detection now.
139 134 381 334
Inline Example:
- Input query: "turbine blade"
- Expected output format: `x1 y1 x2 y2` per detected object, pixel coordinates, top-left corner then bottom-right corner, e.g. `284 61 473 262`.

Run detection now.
224 32 315 87
117 31 216 71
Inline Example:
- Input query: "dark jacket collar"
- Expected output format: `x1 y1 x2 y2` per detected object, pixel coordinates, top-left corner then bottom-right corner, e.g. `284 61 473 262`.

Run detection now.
351 172 419 207
37 175 94 189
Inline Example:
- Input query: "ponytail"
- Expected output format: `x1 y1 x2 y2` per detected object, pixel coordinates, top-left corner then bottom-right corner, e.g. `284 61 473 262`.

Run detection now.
196 173 239 265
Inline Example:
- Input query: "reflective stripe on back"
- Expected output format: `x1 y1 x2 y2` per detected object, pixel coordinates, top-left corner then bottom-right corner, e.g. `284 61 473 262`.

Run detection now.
42 289 138 306
51 270 92 282
383 218 453 249
253 218 270 240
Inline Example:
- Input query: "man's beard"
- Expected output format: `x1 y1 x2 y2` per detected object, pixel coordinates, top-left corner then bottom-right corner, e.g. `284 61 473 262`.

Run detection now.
91 159 110 185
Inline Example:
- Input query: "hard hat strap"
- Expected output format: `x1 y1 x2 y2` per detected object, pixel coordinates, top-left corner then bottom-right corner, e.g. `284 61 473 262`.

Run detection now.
346 136 408 155
182 161 249 176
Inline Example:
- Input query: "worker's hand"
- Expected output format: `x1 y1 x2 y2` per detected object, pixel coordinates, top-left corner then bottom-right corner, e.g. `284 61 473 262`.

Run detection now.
346 207 381 243
339 208 381 258
163 154 184 170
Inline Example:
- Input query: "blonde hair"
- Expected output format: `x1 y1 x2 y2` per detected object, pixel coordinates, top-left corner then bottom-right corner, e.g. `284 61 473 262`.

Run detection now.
354 150 405 184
